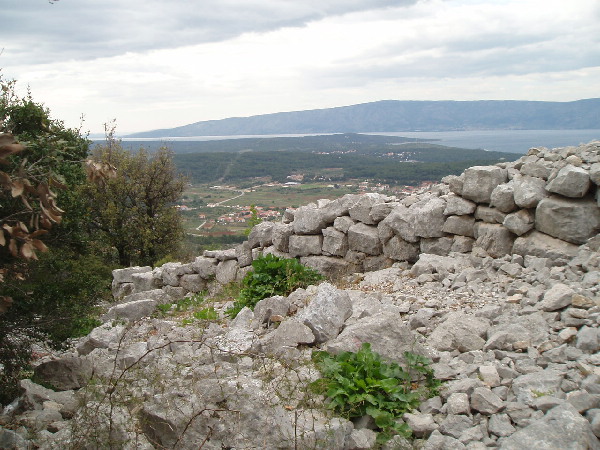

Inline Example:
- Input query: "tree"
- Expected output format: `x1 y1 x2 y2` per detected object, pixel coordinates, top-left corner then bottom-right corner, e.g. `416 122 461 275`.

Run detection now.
0 76 91 309
0 76 114 405
86 130 186 266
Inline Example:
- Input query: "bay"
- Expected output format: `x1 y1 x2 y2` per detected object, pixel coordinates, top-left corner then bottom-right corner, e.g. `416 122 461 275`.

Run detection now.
368 130 600 154
117 129 600 155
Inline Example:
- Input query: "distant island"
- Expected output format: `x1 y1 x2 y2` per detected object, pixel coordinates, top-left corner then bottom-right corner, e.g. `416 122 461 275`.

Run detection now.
127 99 600 138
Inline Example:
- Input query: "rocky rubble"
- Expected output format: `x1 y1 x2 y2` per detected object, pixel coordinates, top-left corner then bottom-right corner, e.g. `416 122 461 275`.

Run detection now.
2 141 600 449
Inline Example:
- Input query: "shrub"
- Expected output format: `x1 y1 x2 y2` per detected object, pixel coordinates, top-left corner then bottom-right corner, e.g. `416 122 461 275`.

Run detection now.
311 343 441 443
226 254 323 318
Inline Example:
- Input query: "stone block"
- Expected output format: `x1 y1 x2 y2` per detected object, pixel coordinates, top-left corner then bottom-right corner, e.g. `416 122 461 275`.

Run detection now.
321 226 348 257
288 234 323 257
462 165 507 204
535 195 600 244
474 222 515 258
347 222 382 255
443 215 475 237
546 164 591 198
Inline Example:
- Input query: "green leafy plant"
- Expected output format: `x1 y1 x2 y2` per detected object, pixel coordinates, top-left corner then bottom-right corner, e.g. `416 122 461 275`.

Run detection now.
311 343 441 443
193 307 218 321
155 303 173 316
226 254 323 318
175 292 206 312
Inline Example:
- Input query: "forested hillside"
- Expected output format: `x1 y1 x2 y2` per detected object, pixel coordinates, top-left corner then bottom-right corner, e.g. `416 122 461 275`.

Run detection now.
172 137 521 185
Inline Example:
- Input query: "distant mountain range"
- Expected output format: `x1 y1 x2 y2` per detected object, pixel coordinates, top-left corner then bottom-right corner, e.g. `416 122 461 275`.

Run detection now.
127 99 600 138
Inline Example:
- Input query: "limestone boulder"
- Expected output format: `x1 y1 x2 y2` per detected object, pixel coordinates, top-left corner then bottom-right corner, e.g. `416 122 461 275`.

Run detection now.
324 312 428 366
293 204 327 235
383 235 420 262
502 209 535 236
427 312 490 352
451 236 475 253
112 266 152 284
321 226 348 257
461 165 507 204
253 295 292 328
443 174 464 195
535 195 600 244
520 161 552 179
379 204 418 242
333 215 355 233
179 274 207 292
262 320 315 354
538 283 575 311
348 193 385 225
420 237 454 256
442 215 475 237
347 222 382 255
474 222 515 258
511 369 564 405
191 256 218 279
132 271 162 292
77 323 126 356
297 282 352 343
501 403 600 449
411 197 447 238
370 201 398 223
288 234 323 257
204 248 236 261
103 299 157 322
546 164 591 198
590 162 600 185
410 253 471 278
248 221 275 248
215 259 239 284
33 356 92 391
362 255 394 272
443 193 476 216
271 222 293 253
474 206 507 224
490 183 517 213
321 194 361 223
513 175 548 208
484 313 549 350
513 230 579 261
300 256 355 278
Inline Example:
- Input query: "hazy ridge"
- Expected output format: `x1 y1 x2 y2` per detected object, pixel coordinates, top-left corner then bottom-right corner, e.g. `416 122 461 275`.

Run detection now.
127 99 600 138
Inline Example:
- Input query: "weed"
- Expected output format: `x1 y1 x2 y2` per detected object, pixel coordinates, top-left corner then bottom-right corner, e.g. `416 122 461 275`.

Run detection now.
154 292 207 318
311 343 441 444
155 303 173 316
174 292 206 312
193 307 218 321
226 254 323 318
531 389 554 398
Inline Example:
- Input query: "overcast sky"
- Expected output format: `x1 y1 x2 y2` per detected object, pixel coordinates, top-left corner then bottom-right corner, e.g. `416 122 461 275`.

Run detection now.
2 0 599 134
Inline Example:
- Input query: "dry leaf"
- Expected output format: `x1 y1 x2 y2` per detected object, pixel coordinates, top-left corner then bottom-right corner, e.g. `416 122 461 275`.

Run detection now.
8 239 17 257
31 239 48 252
20 242 37 260
11 179 24 197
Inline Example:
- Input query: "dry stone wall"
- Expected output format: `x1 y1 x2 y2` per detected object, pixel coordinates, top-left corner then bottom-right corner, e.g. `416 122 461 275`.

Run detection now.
108 141 600 322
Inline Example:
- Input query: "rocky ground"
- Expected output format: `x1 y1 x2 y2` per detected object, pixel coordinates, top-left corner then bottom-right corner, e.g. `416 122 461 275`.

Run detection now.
1 142 600 449
2 247 600 449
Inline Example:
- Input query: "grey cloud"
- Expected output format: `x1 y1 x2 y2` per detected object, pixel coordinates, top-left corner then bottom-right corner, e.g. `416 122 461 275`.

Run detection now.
1 0 418 65
315 27 600 88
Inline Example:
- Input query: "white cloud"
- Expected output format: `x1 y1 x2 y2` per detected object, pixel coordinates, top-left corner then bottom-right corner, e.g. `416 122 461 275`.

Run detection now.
1 0 598 133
